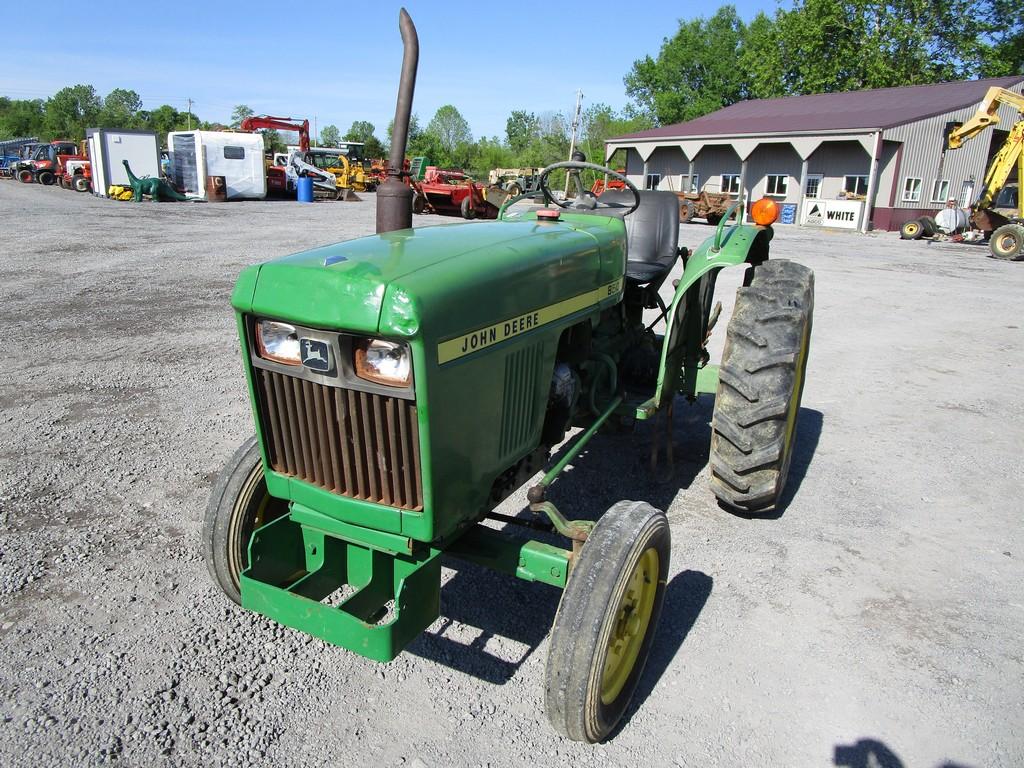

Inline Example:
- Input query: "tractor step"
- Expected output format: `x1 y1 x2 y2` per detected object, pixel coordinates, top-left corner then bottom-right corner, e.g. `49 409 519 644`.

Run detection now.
240 514 441 662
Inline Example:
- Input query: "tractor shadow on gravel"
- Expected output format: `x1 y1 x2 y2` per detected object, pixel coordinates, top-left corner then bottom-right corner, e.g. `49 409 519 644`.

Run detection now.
542 394 823 521
406 398 819 689
833 738 975 768
407 560 562 684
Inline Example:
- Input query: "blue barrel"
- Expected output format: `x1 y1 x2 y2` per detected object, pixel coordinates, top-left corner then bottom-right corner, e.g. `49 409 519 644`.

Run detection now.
296 176 314 203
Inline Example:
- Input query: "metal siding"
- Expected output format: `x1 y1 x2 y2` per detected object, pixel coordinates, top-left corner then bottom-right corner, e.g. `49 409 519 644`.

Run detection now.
744 143 803 203
883 80 1024 209
624 148 644 188
692 145 741 193
875 140 902 207
807 141 871 199
644 146 688 190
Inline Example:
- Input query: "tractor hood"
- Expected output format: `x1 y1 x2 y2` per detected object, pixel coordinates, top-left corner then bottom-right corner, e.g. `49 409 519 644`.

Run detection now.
232 215 626 340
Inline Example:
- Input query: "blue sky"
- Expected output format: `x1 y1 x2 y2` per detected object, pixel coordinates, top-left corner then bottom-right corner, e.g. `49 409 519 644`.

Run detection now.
0 0 769 140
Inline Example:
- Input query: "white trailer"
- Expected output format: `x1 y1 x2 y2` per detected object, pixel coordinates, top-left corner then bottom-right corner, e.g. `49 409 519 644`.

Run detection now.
167 131 266 201
85 128 160 198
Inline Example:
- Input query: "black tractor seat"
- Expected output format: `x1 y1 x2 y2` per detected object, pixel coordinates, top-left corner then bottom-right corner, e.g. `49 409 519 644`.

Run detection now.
598 189 681 287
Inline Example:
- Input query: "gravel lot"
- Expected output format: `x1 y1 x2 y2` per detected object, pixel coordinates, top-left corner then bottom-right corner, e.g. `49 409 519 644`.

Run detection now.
1 181 1022 767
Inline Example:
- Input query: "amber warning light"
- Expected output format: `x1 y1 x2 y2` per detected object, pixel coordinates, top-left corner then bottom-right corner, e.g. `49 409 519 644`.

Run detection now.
751 197 779 226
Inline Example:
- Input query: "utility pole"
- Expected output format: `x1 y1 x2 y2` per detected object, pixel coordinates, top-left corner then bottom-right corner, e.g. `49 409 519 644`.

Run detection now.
313 115 318 147
186 98 192 130
564 89 583 196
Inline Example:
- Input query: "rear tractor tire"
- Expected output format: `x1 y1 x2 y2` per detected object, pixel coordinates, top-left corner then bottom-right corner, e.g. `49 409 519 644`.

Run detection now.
900 218 924 240
989 223 1024 261
545 500 670 743
506 182 522 197
710 259 814 514
37 171 55 186
203 436 288 604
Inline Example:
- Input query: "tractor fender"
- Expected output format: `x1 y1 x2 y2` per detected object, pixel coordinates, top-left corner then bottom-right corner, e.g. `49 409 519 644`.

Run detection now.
649 224 773 412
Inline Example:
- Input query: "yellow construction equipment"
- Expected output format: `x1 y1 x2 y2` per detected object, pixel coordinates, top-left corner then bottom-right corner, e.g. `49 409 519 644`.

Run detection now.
947 86 1024 259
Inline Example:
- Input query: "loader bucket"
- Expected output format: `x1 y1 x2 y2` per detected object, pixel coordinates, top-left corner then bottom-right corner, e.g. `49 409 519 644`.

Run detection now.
338 188 362 202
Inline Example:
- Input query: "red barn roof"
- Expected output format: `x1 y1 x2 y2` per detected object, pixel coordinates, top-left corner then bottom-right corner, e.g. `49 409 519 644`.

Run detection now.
610 76 1024 141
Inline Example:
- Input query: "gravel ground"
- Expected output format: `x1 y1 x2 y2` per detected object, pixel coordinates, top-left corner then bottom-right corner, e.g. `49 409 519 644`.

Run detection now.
0 181 1021 768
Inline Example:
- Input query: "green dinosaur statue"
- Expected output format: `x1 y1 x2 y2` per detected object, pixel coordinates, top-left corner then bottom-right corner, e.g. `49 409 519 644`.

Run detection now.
122 159 188 202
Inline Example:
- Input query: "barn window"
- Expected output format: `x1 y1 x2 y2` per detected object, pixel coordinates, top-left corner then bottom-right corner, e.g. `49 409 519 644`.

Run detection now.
902 178 922 203
765 174 788 196
721 174 741 195
930 179 951 203
645 173 661 190
804 174 822 198
843 175 868 196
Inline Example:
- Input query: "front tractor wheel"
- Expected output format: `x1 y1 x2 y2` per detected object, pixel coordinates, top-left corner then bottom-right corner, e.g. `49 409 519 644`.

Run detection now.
203 436 288 604
545 501 670 743
710 259 814 514
990 223 1024 261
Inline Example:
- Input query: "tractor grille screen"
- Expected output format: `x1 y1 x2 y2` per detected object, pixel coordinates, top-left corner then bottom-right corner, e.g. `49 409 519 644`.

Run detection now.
255 369 423 511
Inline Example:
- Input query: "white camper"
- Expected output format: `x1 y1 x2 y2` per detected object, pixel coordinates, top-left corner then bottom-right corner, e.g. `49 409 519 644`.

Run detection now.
85 129 160 198
167 131 266 200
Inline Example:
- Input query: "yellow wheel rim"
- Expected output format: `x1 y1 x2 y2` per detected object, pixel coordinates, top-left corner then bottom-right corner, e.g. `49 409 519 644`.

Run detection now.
783 323 810 456
600 548 660 705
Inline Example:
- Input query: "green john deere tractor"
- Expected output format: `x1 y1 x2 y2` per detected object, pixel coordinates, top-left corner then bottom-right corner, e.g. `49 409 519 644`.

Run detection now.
203 10 814 743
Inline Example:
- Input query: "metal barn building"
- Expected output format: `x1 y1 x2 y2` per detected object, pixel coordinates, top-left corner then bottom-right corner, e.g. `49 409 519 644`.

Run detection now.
605 76 1024 232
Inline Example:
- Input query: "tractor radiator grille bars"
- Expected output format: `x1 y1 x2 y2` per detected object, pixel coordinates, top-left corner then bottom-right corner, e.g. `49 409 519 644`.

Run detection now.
255 369 423 511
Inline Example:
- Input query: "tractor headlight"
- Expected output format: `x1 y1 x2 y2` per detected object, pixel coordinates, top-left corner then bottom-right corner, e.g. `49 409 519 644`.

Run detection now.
354 338 411 387
255 320 300 365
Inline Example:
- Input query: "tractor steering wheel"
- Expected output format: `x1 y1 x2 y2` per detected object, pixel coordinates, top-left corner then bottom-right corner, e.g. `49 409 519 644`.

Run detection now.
537 160 641 215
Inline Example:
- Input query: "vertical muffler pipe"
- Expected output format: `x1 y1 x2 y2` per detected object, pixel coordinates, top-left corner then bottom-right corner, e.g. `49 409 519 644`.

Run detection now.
376 8 418 235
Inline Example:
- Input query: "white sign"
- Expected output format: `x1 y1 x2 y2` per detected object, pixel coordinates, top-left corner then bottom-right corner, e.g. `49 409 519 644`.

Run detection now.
801 199 864 229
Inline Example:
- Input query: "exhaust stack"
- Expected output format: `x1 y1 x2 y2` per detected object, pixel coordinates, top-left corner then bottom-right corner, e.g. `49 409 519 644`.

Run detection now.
376 8 419 235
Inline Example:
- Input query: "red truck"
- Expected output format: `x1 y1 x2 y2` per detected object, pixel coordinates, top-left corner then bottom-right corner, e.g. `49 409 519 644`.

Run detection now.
18 140 79 184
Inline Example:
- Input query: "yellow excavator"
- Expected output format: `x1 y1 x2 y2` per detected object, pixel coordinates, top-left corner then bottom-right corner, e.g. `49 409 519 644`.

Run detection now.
947 86 1024 260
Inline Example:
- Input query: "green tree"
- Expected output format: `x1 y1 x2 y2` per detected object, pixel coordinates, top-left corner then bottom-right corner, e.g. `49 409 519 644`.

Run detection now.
625 6 747 124
737 11 786 99
0 98 45 139
580 103 652 165
320 124 341 147
99 88 142 128
139 104 191 140
505 110 539 153
44 84 102 139
230 104 254 129
261 129 286 154
977 0 1024 75
343 120 385 157
426 105 472 165
469 135 515 178
773 0 985 94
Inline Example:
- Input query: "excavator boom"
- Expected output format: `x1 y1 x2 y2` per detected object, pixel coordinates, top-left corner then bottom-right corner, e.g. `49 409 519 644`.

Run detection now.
239 115 310 152
946 86 1024 226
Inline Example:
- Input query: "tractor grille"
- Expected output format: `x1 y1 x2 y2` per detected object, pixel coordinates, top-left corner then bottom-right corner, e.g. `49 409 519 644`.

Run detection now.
255 369 423 511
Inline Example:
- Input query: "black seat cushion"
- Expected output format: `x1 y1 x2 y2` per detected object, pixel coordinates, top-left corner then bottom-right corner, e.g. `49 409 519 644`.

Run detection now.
598 189 680 284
